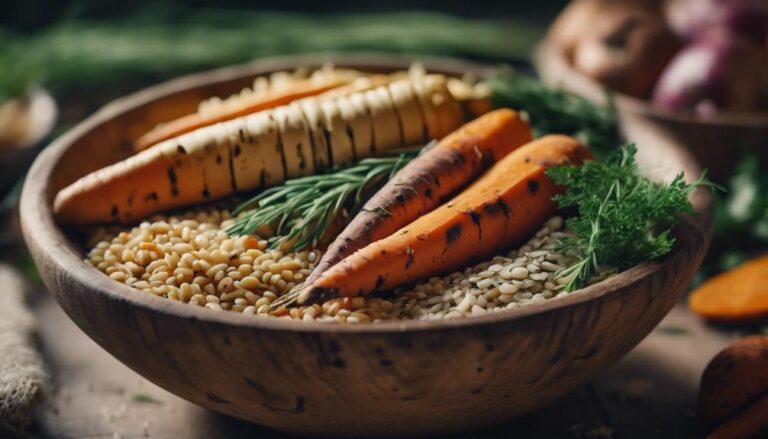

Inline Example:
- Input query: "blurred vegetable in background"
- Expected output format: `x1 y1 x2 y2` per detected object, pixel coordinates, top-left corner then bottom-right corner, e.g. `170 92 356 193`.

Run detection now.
658 0 768 115
549 0 768 116
651 30 768 116
665 0 768 44
0 8 544 101
704 153 768 275
487 71 619 158
570 2 679 99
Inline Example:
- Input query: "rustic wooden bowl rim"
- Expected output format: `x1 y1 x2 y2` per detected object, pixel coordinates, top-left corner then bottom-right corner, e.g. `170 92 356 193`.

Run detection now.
20 52 713 334
534 40 768 128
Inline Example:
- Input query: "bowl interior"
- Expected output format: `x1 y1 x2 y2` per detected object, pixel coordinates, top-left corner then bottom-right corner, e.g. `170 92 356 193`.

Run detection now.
27 54 712 333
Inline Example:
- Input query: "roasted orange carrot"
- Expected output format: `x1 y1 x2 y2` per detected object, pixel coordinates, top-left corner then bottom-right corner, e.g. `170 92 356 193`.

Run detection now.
689 255 768 323
304 109 533 287
134 68 365 151
134 81 343 152
298 135 591 304
54 74 463 225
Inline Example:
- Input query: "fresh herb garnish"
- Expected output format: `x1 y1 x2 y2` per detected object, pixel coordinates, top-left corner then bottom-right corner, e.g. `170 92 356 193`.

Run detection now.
548 144 717 291
486 71 620 158
227 151 418 251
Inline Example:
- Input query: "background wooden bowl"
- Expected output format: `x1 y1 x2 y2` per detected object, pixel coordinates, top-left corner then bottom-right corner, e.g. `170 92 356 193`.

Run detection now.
20 54 712 437
534 40 768 181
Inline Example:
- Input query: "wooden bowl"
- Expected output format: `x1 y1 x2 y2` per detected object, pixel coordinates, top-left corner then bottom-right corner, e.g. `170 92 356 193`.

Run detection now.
20 54 712 437
534 40 768 181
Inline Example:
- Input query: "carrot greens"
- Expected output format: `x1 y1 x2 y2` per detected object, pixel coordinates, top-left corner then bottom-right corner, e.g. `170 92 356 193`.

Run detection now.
548 144 717 291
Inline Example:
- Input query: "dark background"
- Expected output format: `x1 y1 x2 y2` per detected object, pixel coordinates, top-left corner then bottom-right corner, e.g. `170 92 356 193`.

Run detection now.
1 0 567 31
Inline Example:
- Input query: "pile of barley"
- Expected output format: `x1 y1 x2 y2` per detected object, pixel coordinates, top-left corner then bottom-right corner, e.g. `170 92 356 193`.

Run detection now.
87 209 592 323
86 208 320 315
390 216 577 320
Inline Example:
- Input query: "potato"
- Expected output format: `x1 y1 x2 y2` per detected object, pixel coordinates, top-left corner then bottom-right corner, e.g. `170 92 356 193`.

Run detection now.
698 336 768 428
571 4 679 98
549 0 665 61
708 393 768 439
549 0 606 60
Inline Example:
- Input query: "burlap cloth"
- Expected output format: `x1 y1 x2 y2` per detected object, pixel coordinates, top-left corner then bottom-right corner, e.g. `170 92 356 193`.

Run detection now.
0 264 48 438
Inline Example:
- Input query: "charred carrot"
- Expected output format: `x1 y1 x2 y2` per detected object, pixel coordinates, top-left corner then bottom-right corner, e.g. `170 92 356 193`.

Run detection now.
54 74 464 225
304 108 533 287
134 68 365 151
298 135 591 304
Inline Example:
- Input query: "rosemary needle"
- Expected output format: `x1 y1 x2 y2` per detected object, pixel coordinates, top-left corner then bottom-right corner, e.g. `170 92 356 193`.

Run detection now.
227 149 421 251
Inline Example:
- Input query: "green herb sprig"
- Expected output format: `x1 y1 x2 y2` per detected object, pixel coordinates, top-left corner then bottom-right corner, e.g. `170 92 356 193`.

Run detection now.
227 151 419 251
486 72 619 158
548 144 717 291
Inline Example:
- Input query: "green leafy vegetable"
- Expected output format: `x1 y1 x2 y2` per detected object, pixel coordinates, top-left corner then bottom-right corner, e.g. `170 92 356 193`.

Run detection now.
226 150 419 251
486 71 619 158
705 153 768 275
548 144 717 291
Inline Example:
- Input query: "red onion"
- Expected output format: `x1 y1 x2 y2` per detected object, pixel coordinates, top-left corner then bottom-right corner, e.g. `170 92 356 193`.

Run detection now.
651 31 768 115
665 0 768 43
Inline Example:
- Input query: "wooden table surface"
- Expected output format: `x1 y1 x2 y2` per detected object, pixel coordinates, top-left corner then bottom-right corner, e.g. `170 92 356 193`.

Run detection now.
29 288 744 439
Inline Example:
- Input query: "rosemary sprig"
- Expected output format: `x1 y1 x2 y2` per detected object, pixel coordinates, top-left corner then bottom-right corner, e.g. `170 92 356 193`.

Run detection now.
226 149 421 251
548 144 719 291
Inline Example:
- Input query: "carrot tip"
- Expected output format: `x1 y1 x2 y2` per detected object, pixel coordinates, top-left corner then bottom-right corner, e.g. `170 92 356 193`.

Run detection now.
297 285 337 305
